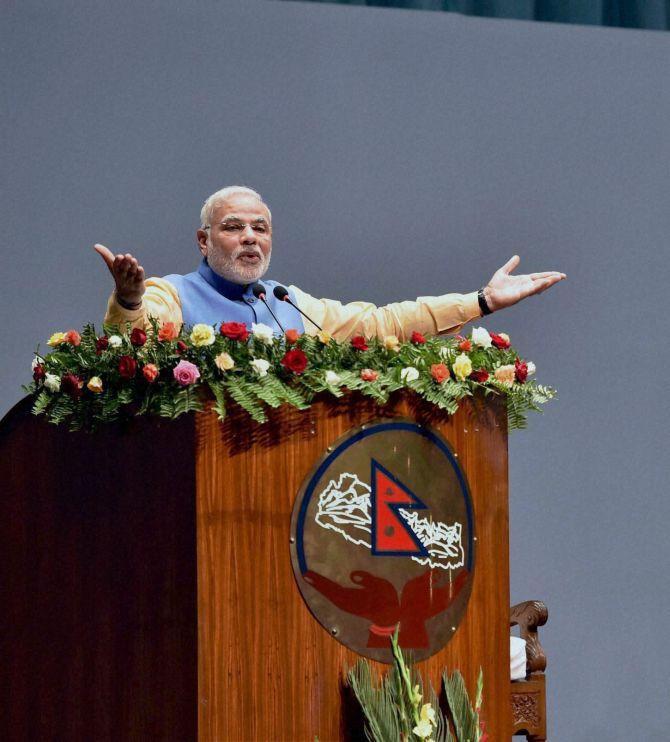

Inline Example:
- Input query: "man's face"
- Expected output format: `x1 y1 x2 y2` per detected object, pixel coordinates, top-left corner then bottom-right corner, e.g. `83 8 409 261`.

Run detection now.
197 193 272 284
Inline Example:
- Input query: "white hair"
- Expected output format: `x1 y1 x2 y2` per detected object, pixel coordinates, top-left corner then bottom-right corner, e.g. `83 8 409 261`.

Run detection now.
199 185 271 228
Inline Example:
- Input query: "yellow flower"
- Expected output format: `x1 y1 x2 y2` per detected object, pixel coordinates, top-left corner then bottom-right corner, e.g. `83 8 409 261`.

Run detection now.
47 332 67 347
87 376 103 393
494 364 516 385
214 352 235 371
413 703 437 739
452 353 473 381
317 330 332 344
190 323 216 346
384 335 400 352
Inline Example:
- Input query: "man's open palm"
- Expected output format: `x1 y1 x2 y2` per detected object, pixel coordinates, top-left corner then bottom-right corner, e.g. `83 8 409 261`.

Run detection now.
94 244 145 307
484 255 565 312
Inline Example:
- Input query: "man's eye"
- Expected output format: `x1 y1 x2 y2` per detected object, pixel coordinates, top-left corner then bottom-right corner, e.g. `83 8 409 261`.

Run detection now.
223 224 243 232
253 225 267 234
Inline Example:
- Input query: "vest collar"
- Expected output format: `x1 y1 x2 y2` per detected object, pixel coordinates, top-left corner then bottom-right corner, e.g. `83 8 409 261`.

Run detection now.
198 258 249 300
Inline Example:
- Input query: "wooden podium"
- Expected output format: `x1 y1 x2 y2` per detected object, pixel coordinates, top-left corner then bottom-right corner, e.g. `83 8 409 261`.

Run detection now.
0 392 510 741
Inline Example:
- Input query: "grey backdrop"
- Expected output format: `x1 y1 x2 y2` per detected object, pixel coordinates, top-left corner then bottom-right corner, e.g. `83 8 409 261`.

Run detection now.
2 1 669 739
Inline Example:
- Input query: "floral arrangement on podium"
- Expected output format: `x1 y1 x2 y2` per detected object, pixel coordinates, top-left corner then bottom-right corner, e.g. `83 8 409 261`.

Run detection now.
27 319 554 431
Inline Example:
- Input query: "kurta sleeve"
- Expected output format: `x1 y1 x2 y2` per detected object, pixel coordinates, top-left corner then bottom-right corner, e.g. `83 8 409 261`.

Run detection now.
104 277 184 332
289 286 481 341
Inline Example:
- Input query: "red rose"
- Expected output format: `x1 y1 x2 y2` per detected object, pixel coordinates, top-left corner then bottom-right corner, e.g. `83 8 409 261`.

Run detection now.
411 331 426 344
130 328 147 347
61 373 83 399
143 363 159 383
158 322 178 342
118 355 137 379
33 364 46 382
490 332 511 349
96 335 109 354
281 348 308 374
176 340 188 355
514 358 528 384
65 329 81 346
351 335 368 351
220 321 249 342
284 328 300 345
360 368 378 382
469 369 489 383
458 338 472 352
430 363 450 383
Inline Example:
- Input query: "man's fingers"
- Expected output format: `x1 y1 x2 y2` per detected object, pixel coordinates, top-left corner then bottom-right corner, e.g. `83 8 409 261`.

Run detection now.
93 244 116 273
529 271 566 280
501 255 520 275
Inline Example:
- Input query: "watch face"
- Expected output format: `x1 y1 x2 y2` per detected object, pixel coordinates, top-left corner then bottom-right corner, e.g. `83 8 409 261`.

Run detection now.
290 419 475 663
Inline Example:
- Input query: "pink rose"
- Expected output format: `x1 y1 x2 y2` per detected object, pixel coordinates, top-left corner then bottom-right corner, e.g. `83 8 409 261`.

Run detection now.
173 360 200 386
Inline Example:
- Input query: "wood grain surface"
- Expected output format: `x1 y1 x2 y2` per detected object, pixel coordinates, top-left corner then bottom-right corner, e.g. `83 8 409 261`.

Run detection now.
0 401 198 742
196 392 510 741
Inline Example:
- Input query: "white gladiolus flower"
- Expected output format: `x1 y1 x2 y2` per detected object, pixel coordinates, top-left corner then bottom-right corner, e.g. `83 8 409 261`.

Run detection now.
44 373 61 392
108 335 123 348
400 366 419 383
324 370 341 386
527 361 536 376
250 358 270 377
251 323 274 344
438 345 451 360
471 326 492 348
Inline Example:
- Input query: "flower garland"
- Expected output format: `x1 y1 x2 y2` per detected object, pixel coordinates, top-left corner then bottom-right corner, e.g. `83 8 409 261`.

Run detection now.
26 320 555 431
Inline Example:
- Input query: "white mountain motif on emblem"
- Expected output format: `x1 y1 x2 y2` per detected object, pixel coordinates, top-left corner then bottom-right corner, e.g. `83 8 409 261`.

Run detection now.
314 472 464 570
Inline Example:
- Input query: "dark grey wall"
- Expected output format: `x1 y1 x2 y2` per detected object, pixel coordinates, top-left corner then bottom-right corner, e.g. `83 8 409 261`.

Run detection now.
2 1 669 738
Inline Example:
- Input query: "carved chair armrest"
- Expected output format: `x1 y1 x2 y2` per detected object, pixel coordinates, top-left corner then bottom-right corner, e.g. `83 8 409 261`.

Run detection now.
510 600 548 675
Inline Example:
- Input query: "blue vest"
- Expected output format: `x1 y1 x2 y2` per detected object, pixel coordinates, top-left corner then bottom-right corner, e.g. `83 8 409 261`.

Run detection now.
163 259 305 334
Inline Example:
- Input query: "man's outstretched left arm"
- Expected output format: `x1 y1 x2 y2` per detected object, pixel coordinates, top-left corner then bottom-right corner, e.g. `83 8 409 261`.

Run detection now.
290 255 565 341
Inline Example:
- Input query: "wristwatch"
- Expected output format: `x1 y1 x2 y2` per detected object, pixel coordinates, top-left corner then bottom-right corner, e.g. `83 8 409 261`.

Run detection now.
477 288 492 316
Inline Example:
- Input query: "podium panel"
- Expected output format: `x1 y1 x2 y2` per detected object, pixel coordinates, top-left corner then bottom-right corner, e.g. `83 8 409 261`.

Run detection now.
1 392 510 741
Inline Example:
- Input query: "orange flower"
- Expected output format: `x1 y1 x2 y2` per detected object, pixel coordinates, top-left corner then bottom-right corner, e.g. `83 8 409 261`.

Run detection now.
143 363 159 383
285 328 300 344
430 363 450 383
458 338 472 352
158 322 179 342
65 330 81 346
360 368 378 382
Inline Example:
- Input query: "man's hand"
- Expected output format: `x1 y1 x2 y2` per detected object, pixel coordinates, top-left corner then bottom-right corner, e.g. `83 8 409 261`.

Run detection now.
94 244 146 308
483 255 565 313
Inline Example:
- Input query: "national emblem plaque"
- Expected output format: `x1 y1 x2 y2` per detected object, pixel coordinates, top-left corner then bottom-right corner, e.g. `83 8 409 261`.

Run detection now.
290 419 475 663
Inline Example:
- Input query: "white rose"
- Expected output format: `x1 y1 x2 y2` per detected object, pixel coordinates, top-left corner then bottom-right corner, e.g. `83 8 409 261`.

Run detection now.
251 323 274 344
400 366 419 383
108 335 122 348
471 326 492 348
44 373 61 392
527 361 536 376
250 358 270 377
324 370 341 386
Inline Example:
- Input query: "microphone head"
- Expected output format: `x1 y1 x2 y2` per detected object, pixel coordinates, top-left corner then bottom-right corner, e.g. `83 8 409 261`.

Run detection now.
273 285 289 301
251 282 266 300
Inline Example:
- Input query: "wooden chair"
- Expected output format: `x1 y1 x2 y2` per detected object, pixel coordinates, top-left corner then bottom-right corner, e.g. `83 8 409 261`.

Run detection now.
510 600 548 741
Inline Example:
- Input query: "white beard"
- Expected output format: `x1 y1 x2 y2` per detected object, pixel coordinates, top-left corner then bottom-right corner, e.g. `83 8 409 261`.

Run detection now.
207 245 272 285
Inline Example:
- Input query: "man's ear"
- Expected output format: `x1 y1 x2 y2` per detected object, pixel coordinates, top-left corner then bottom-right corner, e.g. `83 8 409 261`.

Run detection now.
196 229 208 257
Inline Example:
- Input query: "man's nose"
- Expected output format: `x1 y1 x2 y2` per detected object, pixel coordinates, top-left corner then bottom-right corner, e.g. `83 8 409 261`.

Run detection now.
241 225 257 243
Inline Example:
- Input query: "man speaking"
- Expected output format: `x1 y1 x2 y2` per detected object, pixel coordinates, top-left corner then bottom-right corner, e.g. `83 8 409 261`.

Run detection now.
96 186 565 337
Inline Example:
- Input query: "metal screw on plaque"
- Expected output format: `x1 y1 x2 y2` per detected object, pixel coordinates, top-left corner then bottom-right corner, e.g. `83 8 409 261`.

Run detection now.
451 626 456 632
464 428 468 434
326 446 333 452
331 627 339 636
473 536 478 542
361 424 366 430
289 536 295 544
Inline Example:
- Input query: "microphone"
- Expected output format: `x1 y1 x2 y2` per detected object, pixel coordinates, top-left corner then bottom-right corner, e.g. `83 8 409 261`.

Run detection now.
273 285 323 332
251 282 286 334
